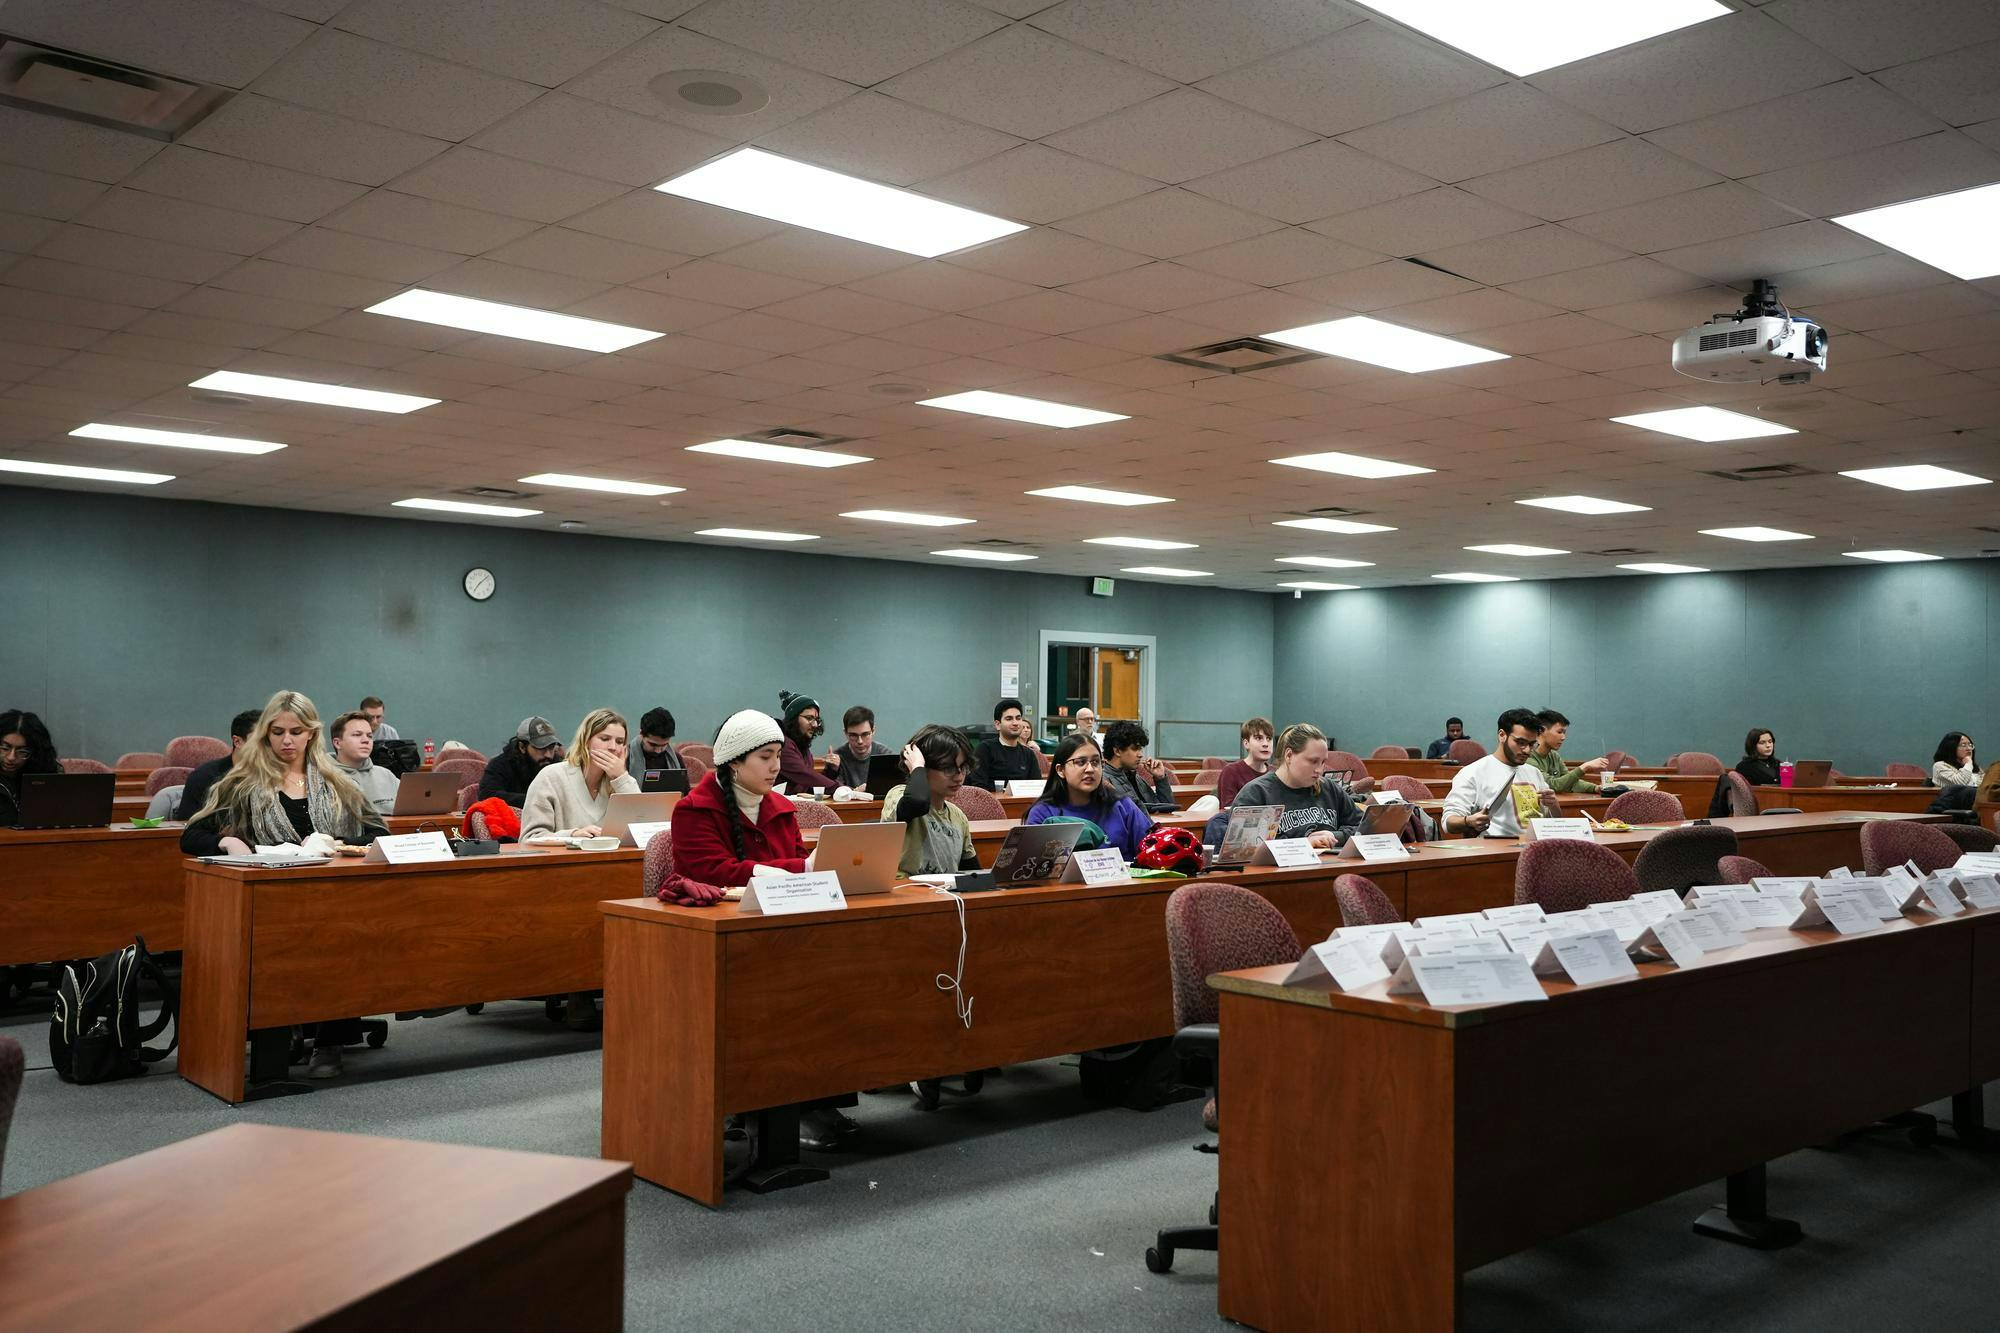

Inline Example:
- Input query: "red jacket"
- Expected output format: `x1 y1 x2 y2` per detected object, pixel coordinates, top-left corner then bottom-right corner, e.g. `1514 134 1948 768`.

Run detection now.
670 771 811 887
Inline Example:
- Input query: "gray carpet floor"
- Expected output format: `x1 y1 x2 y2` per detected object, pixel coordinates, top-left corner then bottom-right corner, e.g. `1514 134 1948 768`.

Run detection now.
6 993 1998 1331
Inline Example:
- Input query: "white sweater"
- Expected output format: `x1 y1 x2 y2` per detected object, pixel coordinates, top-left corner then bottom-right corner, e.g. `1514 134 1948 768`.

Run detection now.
1441 755 1550 838
1934 760 1977 787
521 762 638 838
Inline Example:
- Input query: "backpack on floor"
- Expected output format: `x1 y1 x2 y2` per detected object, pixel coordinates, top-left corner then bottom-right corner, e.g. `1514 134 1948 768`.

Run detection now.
50 935 178 1084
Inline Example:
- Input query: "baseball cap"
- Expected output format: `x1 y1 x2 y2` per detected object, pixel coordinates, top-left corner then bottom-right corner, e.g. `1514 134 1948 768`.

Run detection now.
517 715 561 750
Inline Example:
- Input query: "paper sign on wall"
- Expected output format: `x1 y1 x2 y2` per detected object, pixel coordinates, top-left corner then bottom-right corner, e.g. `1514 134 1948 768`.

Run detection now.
1000 661 1020 697
738 871 847 916
365 831 454 864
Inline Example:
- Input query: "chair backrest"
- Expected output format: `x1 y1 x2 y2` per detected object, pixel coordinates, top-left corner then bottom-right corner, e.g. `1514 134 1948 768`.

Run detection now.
947 784 1006 821
1035 750 1051 776
1884 762 1927 780
1659 753 1681 770
1370 744 1407 760
1333 873 1400 927
1163 883 1301 1028
1199 755 1228 772
432 758 485 787
676 743 714 768
1447 738 1486 764
145 765 191 797
0 1033 21 1190
456 782 481 812
1632 825 1739 893
684 755 710 783
1674 751 1725 774
1939 823 2000 855
1404 747 1421 759
1515 840 1642 913
792 798 842 829
1604 789 1683 823
1326 750 1370 781
115 751 166 771
1859 820 1961 876
1381 774 1431 803
1723 770 1758 817
1718 854 1771 884
165 735 229 768
1187 770 1219 790
642 829 677 896
59 756 112 773
468 809 492 840
1602 750 1635 771
440 746 488 765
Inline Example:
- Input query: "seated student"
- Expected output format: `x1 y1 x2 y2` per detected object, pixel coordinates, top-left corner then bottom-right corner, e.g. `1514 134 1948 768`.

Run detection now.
628 707 684 781
1100 720 1179 813
1024 733 1153 860
521 708 638 839
1933 731 1977 788
1736 728 1781 787
358 696 400 742
1440 708 1551 838
1524 709 1609 793
179 691 387 1079
775 690 829 795
880 725 980 875
478 716 564 806
1071 707 1098 743
969 698 1042 791
1232 723 1365 849
175 708 260 821
328 710 400 814
824 705 894 789
1216 716 1274 806
0 708 60 825
1425 717 1467 759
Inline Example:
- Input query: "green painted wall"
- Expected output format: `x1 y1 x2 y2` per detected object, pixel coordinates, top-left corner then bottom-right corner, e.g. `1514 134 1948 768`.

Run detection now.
2 487 1275 765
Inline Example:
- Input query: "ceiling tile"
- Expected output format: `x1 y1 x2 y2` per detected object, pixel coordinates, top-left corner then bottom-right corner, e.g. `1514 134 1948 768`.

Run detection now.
1043 90 1313 185
560 25 855 141
1305 187 1535 257
1565 182 1804 255
1280 258 1477 310
2 256 193 308
1463 139 1721 223
843 261 1039 311
920 144 1157 225
1875 40 2000 128
259 227 464 284
179 94 448 186
334 0 660 85
1385 288 1561 335
1651 220 1886 285
1742 132 2000 218
1419 225 1630 286
0 165 109 223
1058 188 1281 258
120 146 368 224
320 190 542 255
946 228 1149 286
0 0 314 88
962 288 1137 334
684 0 1005 83
1197 21 1500 136
564 190 782 254
0 106 165 183
1177 228 1379 286
1028 0 1361 83
756 288 937 334
72 188 299 256
1644 78 1949 180
1060 261 1257 311
1765 254 1959 306
168 286 345 331
210 258 404 307
1500 256 1705 310
758 93 1020 186
709 230 914 285
36 225 240 285
388 147 629 224
423 258 613 309
1764 0 2000 72
251 29 543 140
878 26 1174 140
1337 84 1622 184
485 226 684 283
1188 140 1435 225
635 258 817 307
471 94 734 188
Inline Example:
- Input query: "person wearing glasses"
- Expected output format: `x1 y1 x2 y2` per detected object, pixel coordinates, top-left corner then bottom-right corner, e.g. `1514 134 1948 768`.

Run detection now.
1440 708 1551 838
879 724 980 874
0 709 61 825
1024 732 1153 859
1230 723 1365 849
824 704 894 789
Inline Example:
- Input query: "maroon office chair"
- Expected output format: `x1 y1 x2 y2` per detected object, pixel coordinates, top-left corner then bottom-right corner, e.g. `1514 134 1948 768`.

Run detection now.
115 751 166 771
1719 854 1772 884
456 782 480 812
0 1033 21 1191
1938 824 2000 856
642 830 676 897
430 758 485 790
436 746 488 766
1149 883 1302 1275
1859 820 1960 876
1723 771 1759 817
684 755 710 784
59 757 112 774
1334 873 1400 927
1036 751 1052 776
1659 753 1681 770
1447 738 1486 764
1602 750 1636 771
1381 774 1431 803
791 798 842 830
946 785 1007 821
165 735 229 768
1604 790 1683 824
1633 826 1739 894
1884 762 1927 780
145 765 191 797
1199 756 1228 772
1369 744 1406 760
1515 840 1641 913
676 743 714 768
1325 750 1375 795
1675 752 1725 775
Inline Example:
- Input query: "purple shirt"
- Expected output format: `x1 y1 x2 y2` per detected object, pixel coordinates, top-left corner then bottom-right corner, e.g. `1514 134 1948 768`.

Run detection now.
1024 795 1153 860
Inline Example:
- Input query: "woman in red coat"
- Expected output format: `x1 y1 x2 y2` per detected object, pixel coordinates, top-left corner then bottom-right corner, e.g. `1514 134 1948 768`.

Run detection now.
670 708 812 886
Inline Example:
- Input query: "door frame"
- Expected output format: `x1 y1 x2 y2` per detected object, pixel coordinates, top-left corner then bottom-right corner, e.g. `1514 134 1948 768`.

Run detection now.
1038 629 1156 732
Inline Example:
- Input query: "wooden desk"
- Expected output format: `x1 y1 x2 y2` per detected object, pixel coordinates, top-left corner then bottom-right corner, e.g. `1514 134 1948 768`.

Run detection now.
1756 784 1937 814
1210 906 1998 1333
805 810 1211 866
180 847 640 1103
0 1123 630 1333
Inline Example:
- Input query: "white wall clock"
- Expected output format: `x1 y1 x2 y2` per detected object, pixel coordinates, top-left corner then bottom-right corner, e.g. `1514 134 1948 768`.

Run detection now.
463 567 495 601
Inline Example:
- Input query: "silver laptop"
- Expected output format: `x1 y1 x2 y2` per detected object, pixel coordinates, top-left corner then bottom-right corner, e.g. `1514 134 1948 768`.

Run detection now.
1789 759 1832 788
392 771 457 816
990 821 1087 885
810 821 905 895
602 792 679 846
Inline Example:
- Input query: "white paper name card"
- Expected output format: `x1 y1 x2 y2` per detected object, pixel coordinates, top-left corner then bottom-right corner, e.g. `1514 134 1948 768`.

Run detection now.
1527 817 1594 842
1063 847 1131 885
1751 877 1816 899
1954 852 2000 876
1797 885 1881 935
1370 790 1407 805
1634 906 1744 967
1482 902 1548 927
1379 925 1478 969
1283 938 1392 991
1716 895 1801 931
1415 911 1487 930
625 820 672 850
738 871 847 916
1918 874 1965 918
1687 883 1758 904
366 831 455 864
1254 838 1322 868
1334 922 1402 948
1498 922 1561 956
1347 833 1409 862
1404 954 1549 1007
1628 890 1687 922
1536 929 1641 986
1956 873 2000 909
1846 877 1906 921
1006 780 1044 797
1826 865 1854 879
1589 901 1651 936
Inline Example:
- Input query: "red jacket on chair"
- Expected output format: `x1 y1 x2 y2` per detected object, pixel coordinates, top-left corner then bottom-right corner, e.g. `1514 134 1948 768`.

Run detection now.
670 770 812 887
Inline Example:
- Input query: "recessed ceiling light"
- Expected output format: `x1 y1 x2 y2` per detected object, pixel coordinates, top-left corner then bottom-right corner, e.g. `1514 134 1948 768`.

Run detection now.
1832 181 2000 281
1270 450 1435 479
70 423 284 455
1279 581 1358 591
1844 549 1942 563
1610 406 1797 442
517 473 684 496
366 290 662 353
1701 526 1812 542
1465 543 1568 557
187 370 439 414
841 509 974 527
1084 536 1197 550
696 527 819 542
1121 566 1212 578
1027 485 1172 506
1840 464 1991 491
1517 495 1651 515
1274 517 1397 535
1619 562 1709 574
918 390 1127 428
394 498 542 518
1433 572 1519 583
933 548 1036 562
1276 555 1375 568
1360 0 1729 76
655 147 1025 258
688 439 872 468
1264 316 1506 373
0 458 172 485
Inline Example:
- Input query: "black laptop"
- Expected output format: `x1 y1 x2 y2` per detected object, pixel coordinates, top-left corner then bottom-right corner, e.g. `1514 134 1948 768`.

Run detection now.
864 753 906 799
13 771 116 829
641 767 691 795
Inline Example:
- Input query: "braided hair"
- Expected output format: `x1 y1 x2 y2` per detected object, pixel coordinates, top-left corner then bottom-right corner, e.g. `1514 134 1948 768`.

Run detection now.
713 757 750 861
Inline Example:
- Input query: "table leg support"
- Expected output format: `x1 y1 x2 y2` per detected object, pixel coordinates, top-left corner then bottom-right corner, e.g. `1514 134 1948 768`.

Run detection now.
244 1026 311 1101
1950 1088 1996 1150
1693 1164 1802 1249
741 1105 830 1194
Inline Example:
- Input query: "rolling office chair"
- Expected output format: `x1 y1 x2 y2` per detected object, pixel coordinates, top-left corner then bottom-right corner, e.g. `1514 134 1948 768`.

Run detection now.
1938 824 2000 856
1514 840 1641 912
1334 873 1400 927
1633 826 1739 894
1603 789 1683 824
1858 820 1960 876
1718 854 1772 884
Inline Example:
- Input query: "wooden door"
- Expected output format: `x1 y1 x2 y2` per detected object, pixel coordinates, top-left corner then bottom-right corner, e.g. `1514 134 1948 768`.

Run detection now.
1097 647 1140 721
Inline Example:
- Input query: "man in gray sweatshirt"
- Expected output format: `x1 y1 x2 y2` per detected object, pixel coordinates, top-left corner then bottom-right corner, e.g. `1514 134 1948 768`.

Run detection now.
330 710 401 814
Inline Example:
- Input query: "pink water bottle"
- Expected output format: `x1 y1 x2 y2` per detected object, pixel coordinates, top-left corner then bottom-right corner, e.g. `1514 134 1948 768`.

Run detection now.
423 737 436 765
1779 761 1795 788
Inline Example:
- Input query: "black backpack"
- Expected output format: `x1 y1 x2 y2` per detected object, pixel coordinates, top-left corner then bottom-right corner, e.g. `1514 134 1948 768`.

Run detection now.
50 935 178 1084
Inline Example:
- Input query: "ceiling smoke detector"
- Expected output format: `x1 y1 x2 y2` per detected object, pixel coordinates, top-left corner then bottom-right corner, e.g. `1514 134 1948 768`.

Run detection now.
648 69 769 117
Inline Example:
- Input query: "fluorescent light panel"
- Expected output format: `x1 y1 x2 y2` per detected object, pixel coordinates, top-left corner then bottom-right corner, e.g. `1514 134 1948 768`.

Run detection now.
1466 543 1567 557
841 509 973 527
1121 566 1211 578
1610 406 1795 442
1276 555 1374 568
188 370 438 414
1280 581 1357 591
367 290 661 353
688 439 872 468
1433 572 1519 583
933 548 1036 562
1360 0 1729 76
1270 450 1434 479
1084 536 1196 550
1264 316 1506 373
1833 181 2000 281
394 498 542 518
519 473 683 496
1619 563 1708 574
656 147 1025 258
697 527 818 542
0 458 172 484
1844 549 1941 563
918 390 1126 428
1026 485 1172 507
1517 495 1651 515
1701 526 1812 542
70 423 284 455
1274 517 1396 535
1840 464 1990 491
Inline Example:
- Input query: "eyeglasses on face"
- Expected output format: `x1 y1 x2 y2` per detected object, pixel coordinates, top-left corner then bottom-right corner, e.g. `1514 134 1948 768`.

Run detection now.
1065 756 1102 770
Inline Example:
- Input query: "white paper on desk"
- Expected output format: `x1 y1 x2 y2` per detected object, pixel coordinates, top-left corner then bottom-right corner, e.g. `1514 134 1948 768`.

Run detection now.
1954 852 2000 876
201 852 331 867
1406 953 1548 1006
1417 937 1510 959
1956 873 2000 909
1752 877 1816 899
1283 938 1391 991
1811 885 1883 935
1826 865 1854 879
1538 929 1640 985
738 870 846 916
1498 922 1560 956
1062 846 1130 885
1347 832 1409 862
1333 922 1401 948
1683 902 1747 948
1716 895 1800 931
1882 864 1923 908
1007 780 1044 797
1253 837 1322 868
1482 902 1547 926
1631 916 1705 967
1590 901 1650 936
1369 789 1407 805
1846 877 1906 921
1528 817 1594 842
1687 883 1757 904
624 820 672 850
1379 924 1477 969
365 830 454 864
1415 911 1486 930
1918 873 1965 918
1628 889 1686 922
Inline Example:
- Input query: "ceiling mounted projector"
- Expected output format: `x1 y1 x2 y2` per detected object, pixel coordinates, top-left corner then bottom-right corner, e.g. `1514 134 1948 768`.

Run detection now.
1672 279 1828 385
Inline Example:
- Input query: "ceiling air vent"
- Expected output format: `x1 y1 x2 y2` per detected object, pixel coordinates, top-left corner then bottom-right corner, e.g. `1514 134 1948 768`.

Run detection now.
967 538 1035 549
1303 506 1372 517
748 427 853 448
1587 548 1654 557
0 36 230 140
1157 337 1322 375
455 485 537 501
1703 463 1819 482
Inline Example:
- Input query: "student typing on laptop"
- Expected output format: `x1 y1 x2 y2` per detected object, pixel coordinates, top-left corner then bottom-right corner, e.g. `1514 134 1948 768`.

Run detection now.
1440 708 1552 838
520 708 637 840
0 708 61 826
879 725 980 875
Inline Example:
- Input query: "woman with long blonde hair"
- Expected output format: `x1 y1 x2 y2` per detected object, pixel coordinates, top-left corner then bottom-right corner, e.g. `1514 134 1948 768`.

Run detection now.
519 707 637 841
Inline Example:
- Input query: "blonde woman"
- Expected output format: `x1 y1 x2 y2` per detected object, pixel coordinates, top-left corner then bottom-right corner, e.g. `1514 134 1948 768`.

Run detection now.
520 708 638 840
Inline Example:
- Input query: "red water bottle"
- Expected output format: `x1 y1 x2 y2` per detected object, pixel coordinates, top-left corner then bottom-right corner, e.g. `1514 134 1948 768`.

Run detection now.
1779 761 1795 788
423 737 436 765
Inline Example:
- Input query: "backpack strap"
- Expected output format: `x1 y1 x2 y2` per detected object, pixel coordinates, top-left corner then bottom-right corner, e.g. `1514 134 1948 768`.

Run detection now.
131 935 180 1060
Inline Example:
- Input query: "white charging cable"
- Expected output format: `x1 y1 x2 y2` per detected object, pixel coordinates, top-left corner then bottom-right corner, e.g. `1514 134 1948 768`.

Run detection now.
932 886 974 1029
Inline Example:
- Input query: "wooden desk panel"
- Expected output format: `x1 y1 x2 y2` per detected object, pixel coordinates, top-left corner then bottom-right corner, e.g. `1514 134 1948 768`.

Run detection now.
806 811 1210 867
1 826 187 964
1756 784 1936 814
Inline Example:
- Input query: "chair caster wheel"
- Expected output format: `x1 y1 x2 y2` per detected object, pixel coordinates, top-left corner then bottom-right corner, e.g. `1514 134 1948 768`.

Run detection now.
1208 1200 1218 1226
1145 1246 1172 1274
545 998 565 1024
961 1071 985 1094
465 1003 484 1014
365 1029 387 1048
912 1078 942 1110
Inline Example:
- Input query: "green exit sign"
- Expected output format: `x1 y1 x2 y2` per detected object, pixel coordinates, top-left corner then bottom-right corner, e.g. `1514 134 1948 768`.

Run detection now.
1090 576 1115 597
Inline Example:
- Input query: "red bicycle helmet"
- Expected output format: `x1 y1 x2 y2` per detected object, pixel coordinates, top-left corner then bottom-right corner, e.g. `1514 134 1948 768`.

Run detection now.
1136 825 1205 875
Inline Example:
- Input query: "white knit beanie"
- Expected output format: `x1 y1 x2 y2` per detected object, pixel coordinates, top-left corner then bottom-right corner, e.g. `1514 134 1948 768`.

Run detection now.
712 709 784 766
